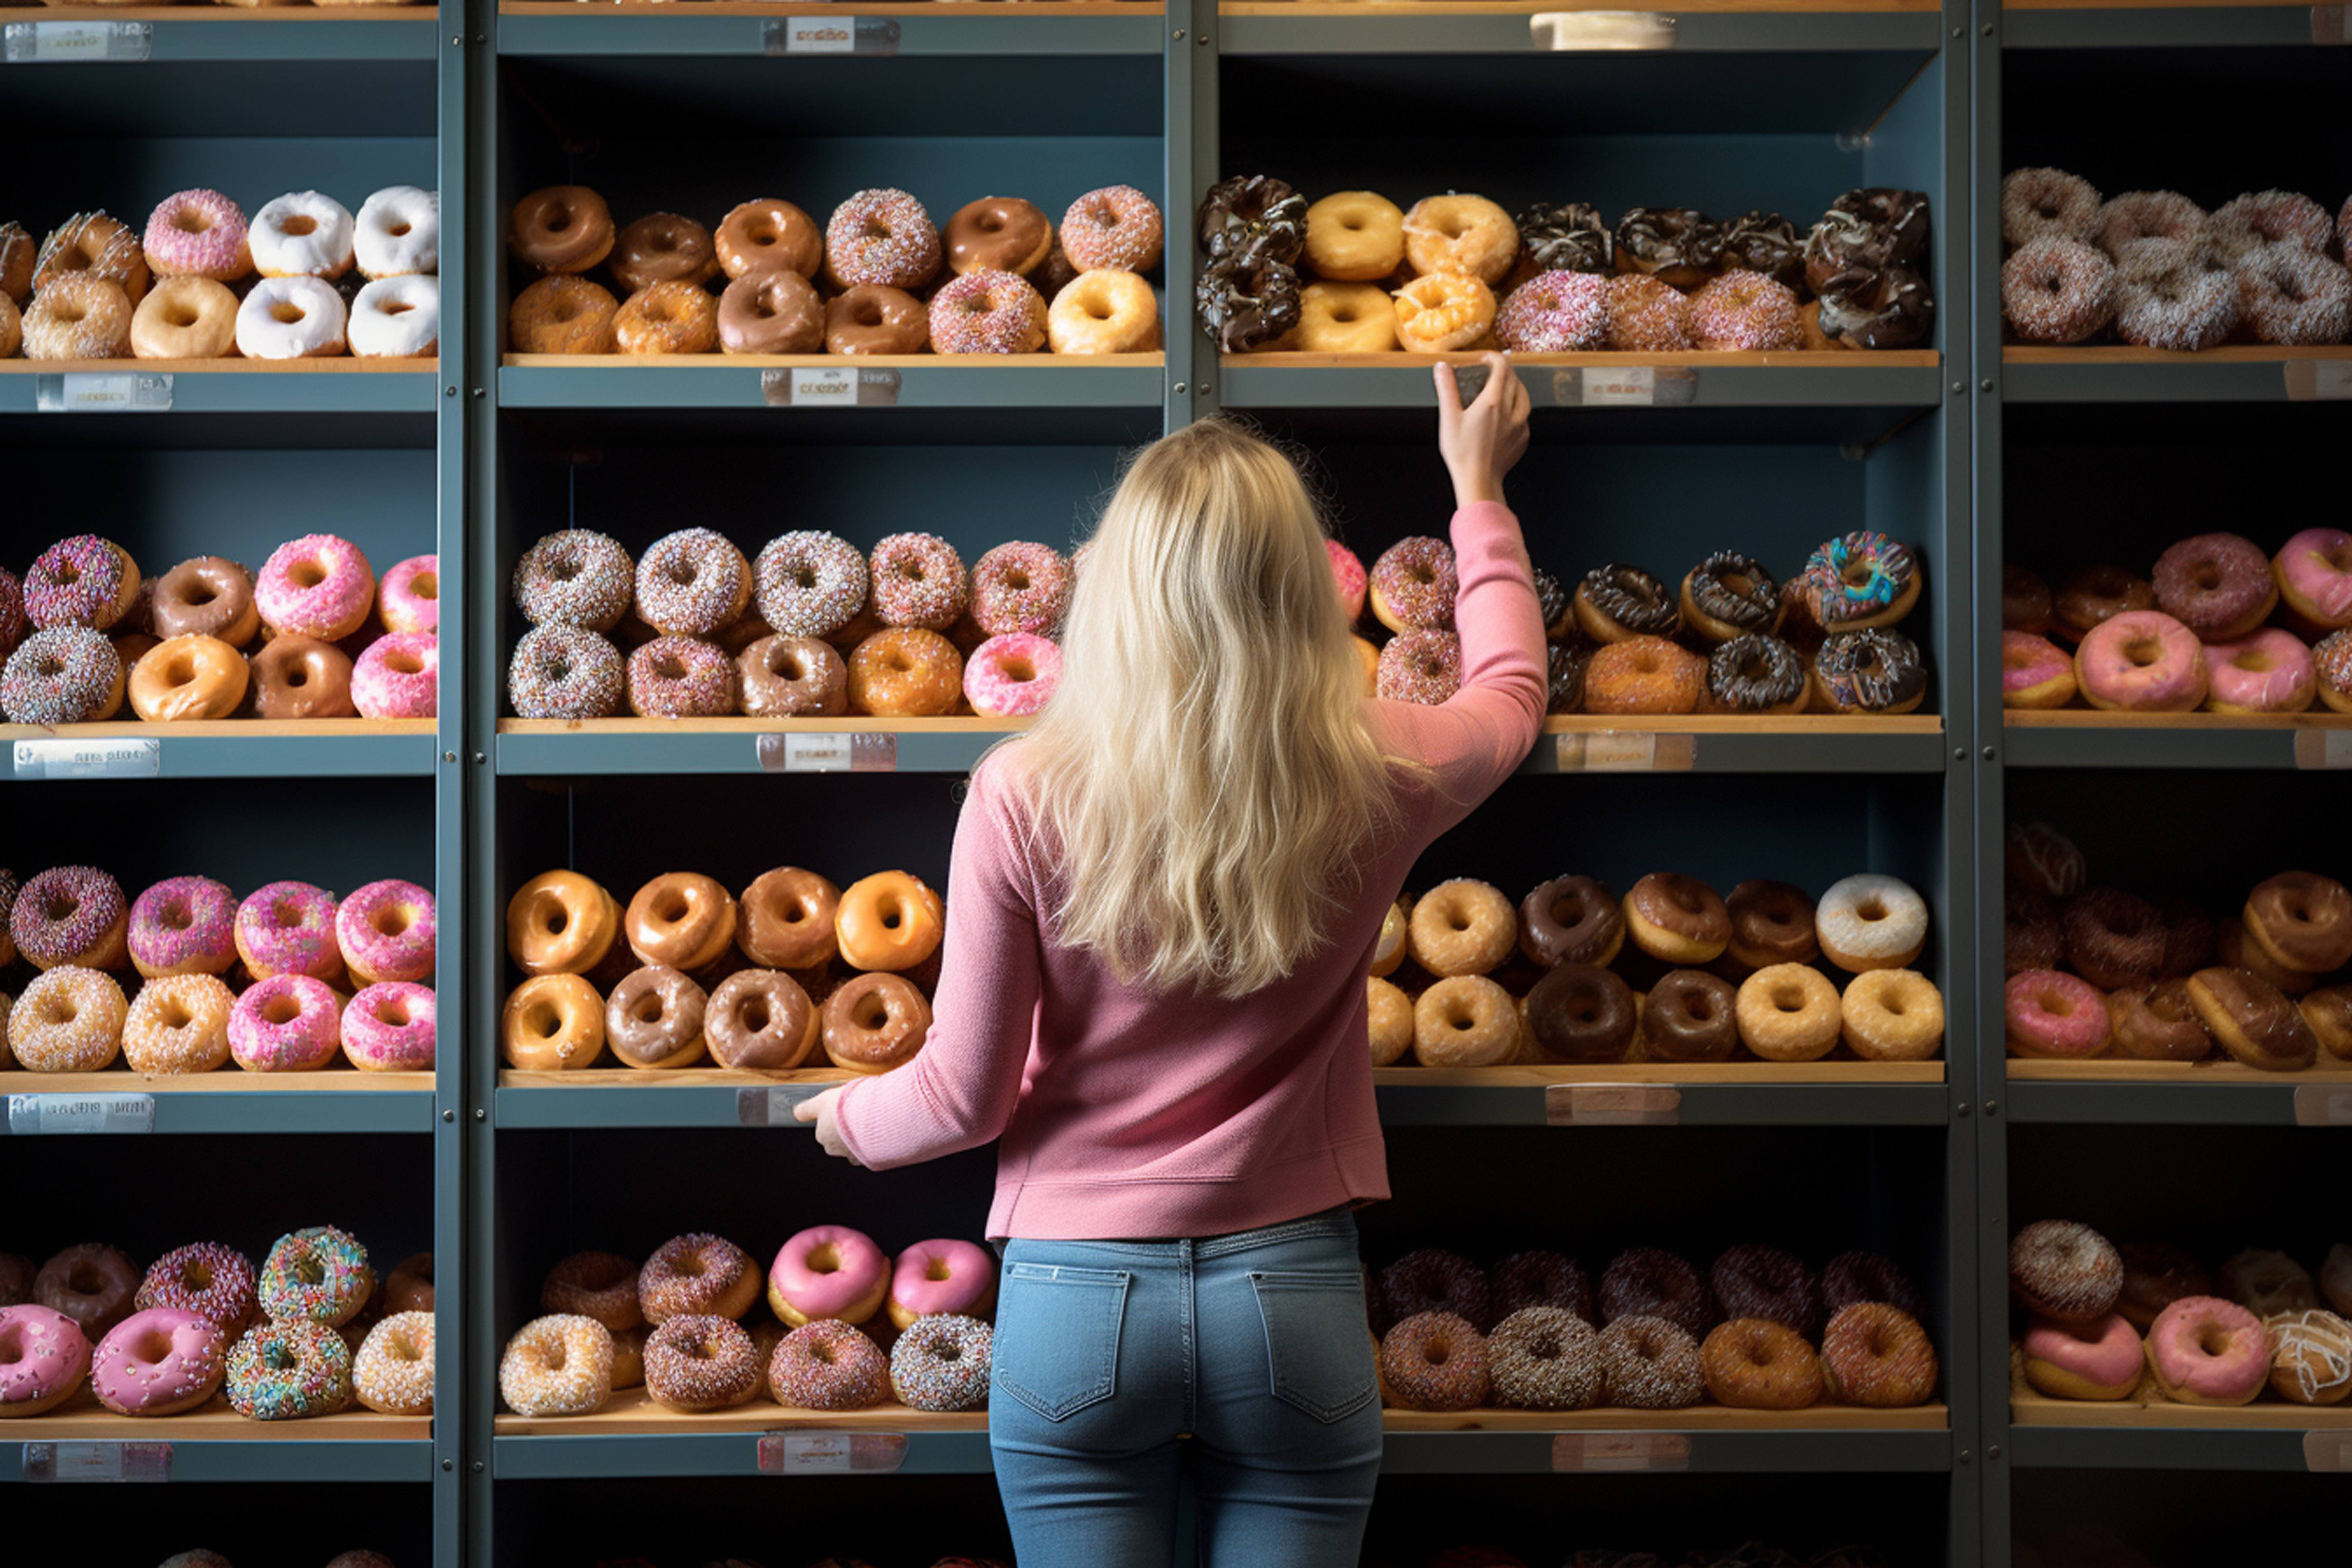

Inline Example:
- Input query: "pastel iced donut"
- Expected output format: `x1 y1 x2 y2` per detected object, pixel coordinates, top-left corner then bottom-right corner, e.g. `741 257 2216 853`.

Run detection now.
2006 969 2109 1059
128 875 238 978
887 1239 997 1330
142 189 251 283
257 534 376 641
336 878 435 986
2203 628 2317 715
341 982 435 1072
2022 1311 2140 1400
963 633 1060 717
2275 527 2352 630
1327 539 1368 622
352 631 438 719
91 1307 227 1416
2145 1295 2267 1405
251 191 355 279
767 1226 890 1327
354 186 439 280
235 881 342 982
228 973 343 1071
378 555 439 635
2075 610 2207 712
0 1304 93 1417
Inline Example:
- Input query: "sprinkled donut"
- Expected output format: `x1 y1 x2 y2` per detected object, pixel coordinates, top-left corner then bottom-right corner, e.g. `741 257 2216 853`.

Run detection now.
13 865 129 970
2111 237 2236 351
337 879 435 986
1806 530 1919 630
2003 168 2101 246
2208 188 2334 261
26 535 140 630
122 973 234 1074
1328 540 1369 622
138 1243 257 1333
378 554 438 635
1492 1251 1594 1325
1813 628 1927 715
628 637 734 718
257 534 375 641
643 1314 761 1412
891 1312 992 1410
2153 532 2275 640
1369 538 1458 632
2092 190 2205 257
1377 629 1462 706
513 529 633 631
964 633 1061 717
1 626 123 724
1061 186 1164 273
540 1252 642 1334
1604 273 1694 352
929 268 1047 355
8 966 127 1071
969 542 1072 637
1687 269 1804 351
352 1311 434 1415
342 982 436 1071
228 973 343 1071
870 534 970 629
508 625 624 720
826 189 941 290
2235 244 2352 346
755 531 869 639
1599 1249 1713 1340
1494 270 1607 352
1380 1311 1490 1410
226 1320 352 1420
236 881 340 982
142 189 250 282
2319 629 2352 714
635 528 749 638
2011 1220 2120 1322
2003 238 2114 344
1819 1303 1937 1406
640 1233 759 1324
1711 1245 1822 1340
260 1226 374 1327
1486 1307 1600 1410
1597 1315 1703 1409
499 1314 613 1417
769 1320 891 1411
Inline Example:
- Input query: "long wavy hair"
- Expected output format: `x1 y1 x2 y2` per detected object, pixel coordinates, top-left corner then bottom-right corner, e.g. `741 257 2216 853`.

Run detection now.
1010 419 1400 998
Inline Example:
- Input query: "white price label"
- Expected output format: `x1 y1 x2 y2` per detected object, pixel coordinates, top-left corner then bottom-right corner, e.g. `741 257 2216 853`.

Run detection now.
1544 1083 1681 1127
8 1094 156 1135
2307 1431 2352 1473
760 367 900 408
13 739 162 780
1528 12 1678 51
21 1441 171 1481
4 20 152 62
757 1431 908 1473
1586 366 1658 404
34 372 172 413
765 15 900 54
1550 1433 1691 1472
792 368 858 406
755 732 898 773
737 1084 832 1127
1554 731 1696 772
2285 359 2352 399
1555 366 1699 407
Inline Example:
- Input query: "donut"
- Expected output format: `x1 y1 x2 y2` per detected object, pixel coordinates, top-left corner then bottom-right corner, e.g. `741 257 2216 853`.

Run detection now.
2205 628 2317 715
2143 1296 2266 1406
2151 532 2275 641
821 972 931 1074
2060 888 2163 990
640 1234 759 1324
1671 553 1778 645
930 268 1047 355
1288 280 1397 353
506 185 614 275
506 871 619 980
639 1314 761 1413
2102 978 2209 1062
36 211 151 303
1519 876 1624 968
2263 531 2351 634
1630 971 1733 1063
2091 190 2204 257
2005 823 2086 903
890 1313 993 1411
623 872 736 972
140 189 250 284
2010 1220 2121 1322
1811 1253 1924 1325
1486 1307 1601 1411
1391 271 1495 353
2111 237 2237 351
1524 962 1637 1064
1819 1304 1936 1407
1596 1315 1703 1409
341 982 435 1071
1412 976 1519 1068
2219 1248 2320 1317
1599 1249 1713 1340
1060 186 1162 274
2208 188 2335 261
2003 238 2114 343
504 625 621 720
225 1320 354 1421
231 880 339 984
1303 190 1405 282
1380 1311 1490 1410
705 199 820 283
123 875 237 983
2236 245 2351 345
2186 966 2318 1071
1687 270 1804 351
1614 208 1722 289
1841 970 1944 1061
757 1320 888 1413
2109 1243 2209 1334
747 533 865 643
869 534 969 630
25 535 140 632
1369 538 1458 633
22 275 132 359
508 274 618 353
610 280 716 355
0 1305 92 1417
91 1309 241 1417
1804 531 1919 633
1378 1250 1492 1334
826 189 940 291
2002 631 2076 709
123 273 237 359
122 634 243 721
233 274 346 359
2003 565 2055 634
2052 564 2154 645
1407 880 1514 977
122 973 235 1074
0 626 123 723
963 633 1060 718
1399 194 1516 285
1492 270 1607 352
1199 174 1307 263
499 1313 614 1417
824 283 929 355
1515 201 1613 275
706 265 823 355
341 273 437 359
33 1244 139 1338
7 966 126 1072
2002 168 2101 246
1702 1248 1818 1343
1717 880 1818 973
330 878 435 988
1585 636 1703 716
1734 963 1842 1062
257 1227 372 1328
847 628 961 717
1492 1252 1593 1326
507 965 607 1071
2305 986 2352 1061
535 1255 643 1337
1196 250 1302 352
603 212 715 295
133 1243 256 1338
1603 273 1693 351
704 969 814 1070
1037 267 1156 356
1815 874 1928 973
1621 873 1729 966
627 636 734 718
253 533 374 642
222 972 338 1071
343 185 437 281
2265 1309 2352 1406
1367 976 1414 1066
835 870 943 973
1701 1317 1822 1410
352 1311 434 1415
2320 630 2352 713
888 1240 995 1330
937 196 1048 278
1572 564 1676 643
2002 969 2106 1061
12 865 129 970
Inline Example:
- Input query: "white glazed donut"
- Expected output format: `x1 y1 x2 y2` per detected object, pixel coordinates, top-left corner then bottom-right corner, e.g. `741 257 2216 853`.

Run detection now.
355 186 439 279
1814 873 1930 973
236 276 349 359
251 191 356 279
349 275 439 357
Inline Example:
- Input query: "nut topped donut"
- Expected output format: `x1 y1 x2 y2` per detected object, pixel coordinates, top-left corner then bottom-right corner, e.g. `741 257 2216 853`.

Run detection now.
826 188 941 291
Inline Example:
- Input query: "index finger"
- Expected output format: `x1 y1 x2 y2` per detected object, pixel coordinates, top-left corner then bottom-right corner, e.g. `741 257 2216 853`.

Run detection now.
792 1094 823 1122
1472 353 1514 411
1433 360 1465 416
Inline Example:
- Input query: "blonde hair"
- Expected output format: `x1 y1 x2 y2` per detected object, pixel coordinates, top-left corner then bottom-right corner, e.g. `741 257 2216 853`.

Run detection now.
1010 419 1400 998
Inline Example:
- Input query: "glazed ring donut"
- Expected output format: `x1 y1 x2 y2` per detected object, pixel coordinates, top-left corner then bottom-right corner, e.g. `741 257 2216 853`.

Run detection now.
1518 875 1624 968
131 277 238 360
2303 985 2352 1062
946 196 1053 277
1305 191 1406 282
835 871 944 972
610 213 718 294
605 965 708 1070
614 281 718 356
506 870 620 977
128 635 247 721
716 198 823 281
718 268 824 356
1641 970 1739 1063
35 212 151 304
705 969 816 1071
509 276 619 354
1401 194 1517 285
1725 880 1818 970
2243 872 2352 976
1411 975 1518 1068
1407 879 1514 977
625 873 738 972
821 973 931 1074
1734 963 1842 1062
2186 966 2318 1071
1294 281 1398 353
508 186 615 275
1367 976 1414 1066
1047 269 1158 355
1819 1303 1938 1406
737 867 841 970
501 974 606 1071
2108 979 2212 1063
498 1314 613 1417
1623 872 1730 965
1700 1318 1823 1410
1391 271 1495 353
847 628 962 717
1840 969 1945 1061
826 285 929 355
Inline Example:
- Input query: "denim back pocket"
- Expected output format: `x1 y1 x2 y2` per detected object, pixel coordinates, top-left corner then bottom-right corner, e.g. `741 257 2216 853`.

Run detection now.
994 1262 1132 1421
1249 1270 1379 1423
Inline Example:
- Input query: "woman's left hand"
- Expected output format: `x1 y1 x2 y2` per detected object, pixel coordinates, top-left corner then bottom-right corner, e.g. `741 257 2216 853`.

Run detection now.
793 1087 862 1164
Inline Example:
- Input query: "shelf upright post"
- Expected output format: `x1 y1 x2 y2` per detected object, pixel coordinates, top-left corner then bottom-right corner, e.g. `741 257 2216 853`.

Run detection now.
1167 0 1214 435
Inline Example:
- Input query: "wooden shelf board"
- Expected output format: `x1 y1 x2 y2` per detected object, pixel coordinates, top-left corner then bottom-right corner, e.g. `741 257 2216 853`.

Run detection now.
2006 1060 2352 1083
497 1388 981 1436
0 5 427 17
1224 350 1940 369
496 716 1021 736
1378 1062 1944 1087
501 1067 853 1090
1543 715 1941 735
2003 710 2352 730
2012 1393 2352 1428
16 1387 430 1441
0 719 434 741
1224 0 1934 12
2001 345 2352 365
0 1069 432 1093
497 715 1940 739
0 359 434 375
501 353 1162 369
498 1 1163 14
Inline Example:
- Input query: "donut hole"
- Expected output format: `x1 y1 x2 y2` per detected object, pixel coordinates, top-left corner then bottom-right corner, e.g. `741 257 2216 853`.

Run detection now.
1768 983 1809 1014
261 993 303 1027
67 1261 106 1294
384 649 426 677
126 1327 177 1363
654 893 689 923
268 302 308 326
738 997 772 1034
545 209 576 236
383 301 416 319
924 1258 955 1283
653 653 689 682
852 300 884 328
180 1259 217 1290
157 998 195 1030
161 302 201 329
2122 635 2165 669
170 210 218 237
624 993 665 1026
288 559 328 590
806 1243 843 1276
999 656 1037 684
851 994 891 1031
281 215 320 239
261 1342 302 1372
371 994 414 1028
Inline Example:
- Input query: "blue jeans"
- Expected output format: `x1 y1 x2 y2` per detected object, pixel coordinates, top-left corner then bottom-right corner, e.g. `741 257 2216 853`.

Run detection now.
989 1207 1384 1568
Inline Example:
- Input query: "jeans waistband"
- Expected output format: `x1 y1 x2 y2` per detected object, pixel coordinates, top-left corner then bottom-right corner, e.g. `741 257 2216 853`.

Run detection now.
1003 1205 1357 1262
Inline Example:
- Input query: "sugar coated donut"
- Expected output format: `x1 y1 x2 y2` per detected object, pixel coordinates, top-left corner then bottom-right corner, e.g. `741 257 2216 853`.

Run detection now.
1370 538 1458 632
2010 1220 2120 1321
1392 271 1495 352
1816 873 1928 972
1597 1315 1703 1409
1833 968 1942 1061
1701 1317 1822 1410
2186 966 2317 1071
513 529 632 631
753 532 867 641
236 881 341 982
628 636 734 718
341 982 435 1071
2003 237 2113 343
1819 1303 1936 1406
542 1253 642 1333
1381 1311 1490 1410
347 1311 433 1417
888 1240 996 1330
2318 630 2352 713
2144 1295 2266 1405
1585 636 1704 716
891 1312 992 1411
2075 609 2206 711
2153 532 2276 641
826 189 941 290
500 1314 613 1416
25 535 139 631
93 1307 227 1416
1369 628 1456 707
769 1320 890 1411
225 1320 352 1421
640 1233 759 1324
337 879 435 986
2209 188 2334 261
1402 194 1517 285
930 268 1046 355
349 275 439 358
2204 628 2316 715
2023 1311 2141 1400
123 973 234 1074
821 973 931 1074
2003 630 2076 708
1 626 124 724
1411 975 1517 1068
2237 244 2352 346
963 632 1060 717
1734 963 1841 1062
1367 975 1413 1065
1407 879 1515 978
13 865 129 970
1624 873 1730 966
2003 970 2107 1060
869 534 969 630
1486 1307 1601 1410
509 274 618 353
9 967 127 1072
2112 237 2236 351
0 1305 93 1417
836 871 944 972
22 275 132 359
129 875 237 979
2003 167 2101 246
1601 273 1692 351
2094 190 2206 256
1494 270 1608 352
257 534 375 641
969 542 1072 638
614 280 718 355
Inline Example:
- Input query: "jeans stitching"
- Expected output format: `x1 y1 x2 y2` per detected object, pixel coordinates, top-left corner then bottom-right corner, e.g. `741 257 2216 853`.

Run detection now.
996 1270 1129 1419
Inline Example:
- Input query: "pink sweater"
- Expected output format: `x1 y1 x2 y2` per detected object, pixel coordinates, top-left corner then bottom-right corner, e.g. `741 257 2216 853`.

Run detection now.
833 502 1547 1239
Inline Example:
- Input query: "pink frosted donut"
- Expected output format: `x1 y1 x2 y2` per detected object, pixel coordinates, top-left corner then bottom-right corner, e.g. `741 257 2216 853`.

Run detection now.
768 1319 890 1412
2153 532 2277 640
1060 186 1164 274
0 1304 93 1416
2005 969 2110 1059
888 1239 997 1329
2275 528 2352 629
136 1242 257 1333
969 542 1073 637
928 268 1047 354
235 881 340 982
353 631 438 719
378 555 439 635
2002 630 2076 709
2237 245 2352 346
2146 1295 2267 1405
256 534 376 641
766 1226 889 1327
963 633 1061 717
826 189 941 290
2074 610 2207 712
143 190 250 283
869 533 969 630
92 1307 227 1416
2204 628 2317 715
1377 629 1464 706
1496 270 1609 352
1369 537 1458 632
336 878 435 986
341 982 435 1072
1686 269 1804 351
1326 540 1368 622
2002 238 2114 344
229 972 342 1071
128 874 238 978
2022 1311 2141 1400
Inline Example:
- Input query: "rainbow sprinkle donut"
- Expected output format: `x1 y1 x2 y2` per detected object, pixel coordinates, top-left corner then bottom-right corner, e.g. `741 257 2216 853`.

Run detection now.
1806 531 1919 631
228 972 342 1071
128 874 238 979
225 1320 353 1420
258 1225 375 1328
136 1242 258 1334
235 881 341 982
341 982 436 1072
24 535 140 630
336 878 435 986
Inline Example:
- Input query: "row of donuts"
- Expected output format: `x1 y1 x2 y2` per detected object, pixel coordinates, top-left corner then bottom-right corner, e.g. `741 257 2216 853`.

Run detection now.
502 1228 994 1418
502 866 937 1073
0 192 440 362
1371 1243 1937 1413
2010 1221 2352 1407
1999 174 2350 348
1195 179 1933 354
0 1230 432 1422
506 185 1162 357
2003 530 2352 716
0 534 438 726
508 527 1063 720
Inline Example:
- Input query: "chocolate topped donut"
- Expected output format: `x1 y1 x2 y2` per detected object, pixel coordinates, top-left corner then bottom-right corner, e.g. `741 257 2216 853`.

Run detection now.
1574 564 1680 643
2010 1219 2121 1323
1493 1250 1595 1326
1518 875 1624 968
1717 211 1804 289
1726 880 1819 969
718 269 824 357
1711 1245 1822 1340
153 557 258 647
249 635 354 721
2115 1242 2211 1330
1821 1250 1928 1320
1707 634 1807 716
1378 1249 1492 1334
1198 175 1307 265
1818 262 1935 351
1195 252 1300 352
1615 208 1722 289
1516 201 1613 275
1682 551 1779 639
1600 1248 1714 1340
1642 969 1739 1062
1524 961 1636 1063
2063 888 2167 990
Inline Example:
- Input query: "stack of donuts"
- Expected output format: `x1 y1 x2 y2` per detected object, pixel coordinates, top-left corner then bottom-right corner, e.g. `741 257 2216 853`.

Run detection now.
1371 1243 1938 1414
507 184 1162 357
0 189 439 363
2001 821 2350 1071
508 526 1065 722
500 1226 994 1419
2003 529 2352 716
1372 870 1942 1070
1195 179 1933 354
2010 1219 2352 1409
501 865 938 1076
2000 173 2350 349
0 865 436 1076
0 1230 433 1424
0 533 438 726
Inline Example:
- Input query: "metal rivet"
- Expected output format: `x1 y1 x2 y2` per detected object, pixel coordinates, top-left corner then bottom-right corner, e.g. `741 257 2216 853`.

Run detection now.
1983 745 1996 760
472 1460 486 1473
1173 382 1188 394
475 1108 488 1121
474 33 486 43
1198 32 1210 44
445 386 457 396
450 34 462 45
474 752 487 765
1984 1099 2000 1116
1957 1101 1971 1117
1951 26 1962 37
1172 28 1184 38
1953 747 1966 761
1980 378 1995 392
442 1109 456 1122
1950 381 1964 394
1981 22 1994 34
443 1459 455 1471
473 388 487 399
442 751 457 763
1200 384 1213 395
1958 1448 1972 1464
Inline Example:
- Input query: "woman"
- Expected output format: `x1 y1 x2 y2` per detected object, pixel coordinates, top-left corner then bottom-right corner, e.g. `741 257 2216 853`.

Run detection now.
798 354 1545 1565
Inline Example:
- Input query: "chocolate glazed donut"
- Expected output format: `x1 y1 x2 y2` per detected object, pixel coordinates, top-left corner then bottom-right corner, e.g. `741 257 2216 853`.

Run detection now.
1493 1250 1596 1326
1195 252 1301 353
1615 208 1723 290
1711 1244 1823 1340
1641 969 1739 1061
1600 1247 1715 1340
1726 880 1819 970
152 557 259 647
1574 563 1680 643
1198 175 1307 265
1516 201 1613 275
1524 962 1637 1063
718 269 824 356
1519 876 1624 968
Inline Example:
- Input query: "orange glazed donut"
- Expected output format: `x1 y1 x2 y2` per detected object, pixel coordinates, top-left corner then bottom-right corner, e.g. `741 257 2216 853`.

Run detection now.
615 282 718 355
846 628 962 716
501 974 605 1071
128 635 248 721
510 276 619 354
1700 1317 1824 1410
1391 272 1495 353
505 871 620 977
836 872 944 973
624 873 738 972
